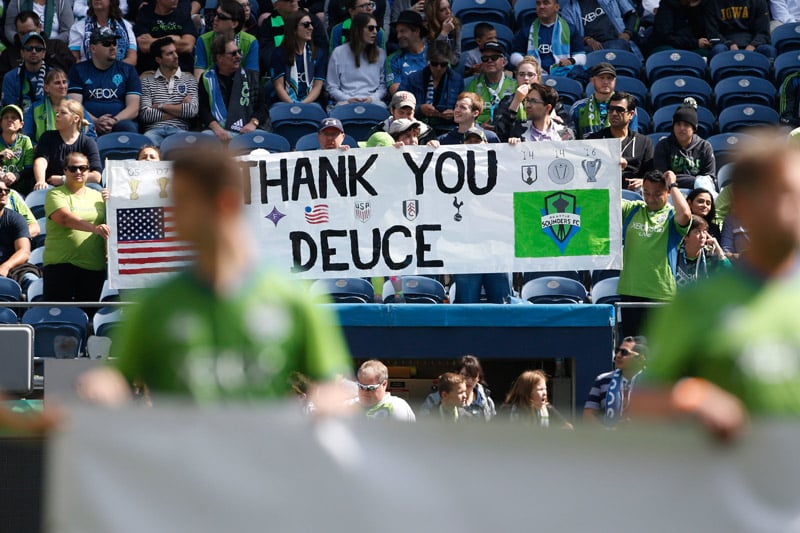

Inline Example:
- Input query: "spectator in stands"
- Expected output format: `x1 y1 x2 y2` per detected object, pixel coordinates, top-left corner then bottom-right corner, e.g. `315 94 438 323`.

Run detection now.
653 99 716 190
316 117 350 149
68 27 141 135
364 90 435 144
420 354 495 419
462 23 495 77
705 0 776 58
503 370 573 428
347 359 416 420
329 0 386 53
618 169 692 336
426 372 470 422
70 0 137 66
32 100 102 190
424 0 460 65
770 0 800 29
687 187 721 240
134 0 197 73
390 0 421 25
43 151 108 302
198 33 266 142
0 105 34 197
194 0 258 78
4 184 39 237
464 41 516 129
0 11 74 83
583 337 647 426
779 72 800 128
510 0 586 74
2 32 51 113
331 0 389 37
720 211 750 260
25 68 96 143
505 82 574 143
650 0 712 55
438 91 499 144
327 13 387 106
675 214 730 286
386 10 427 96
493 56 542 141
0 181 36 290
571 62 637 140
388 117 439 146
137 144 160 160
270 9 327 104
5 0 74 44
235 0 258 34
399 40 462 132
259 0 328 75
559 0 639 55
588 91 653 189
140 37 199 144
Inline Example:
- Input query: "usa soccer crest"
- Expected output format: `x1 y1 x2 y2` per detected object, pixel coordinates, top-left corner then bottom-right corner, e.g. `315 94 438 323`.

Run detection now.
540 192 581 254
354 200 371 223
402 199 418 221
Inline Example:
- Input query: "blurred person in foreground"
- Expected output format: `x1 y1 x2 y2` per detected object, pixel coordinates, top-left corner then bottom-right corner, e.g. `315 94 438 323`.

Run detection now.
79 150 353 407
639 132 800 440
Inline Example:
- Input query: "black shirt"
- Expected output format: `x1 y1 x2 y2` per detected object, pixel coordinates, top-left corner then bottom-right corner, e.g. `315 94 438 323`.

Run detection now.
134 4 198 72
0 208 29 263
33 132 102 178
580 0 622 43
588 127 654 182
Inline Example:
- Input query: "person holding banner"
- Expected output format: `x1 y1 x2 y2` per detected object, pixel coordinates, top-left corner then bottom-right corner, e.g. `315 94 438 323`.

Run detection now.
437 91 499 144
463 41 516 129
504 82 574 143
364 90 435 145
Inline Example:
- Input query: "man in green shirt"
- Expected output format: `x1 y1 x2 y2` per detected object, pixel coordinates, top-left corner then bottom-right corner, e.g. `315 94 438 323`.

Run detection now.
643 135 800 438
82 151 352 404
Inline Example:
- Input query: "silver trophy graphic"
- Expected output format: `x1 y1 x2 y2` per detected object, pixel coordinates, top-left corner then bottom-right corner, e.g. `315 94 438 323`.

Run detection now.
582 158 602 183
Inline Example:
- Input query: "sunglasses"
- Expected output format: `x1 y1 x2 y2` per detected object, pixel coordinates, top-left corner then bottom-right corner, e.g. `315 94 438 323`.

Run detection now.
481 54 502 63
97 40 117 47
357 381 384 391
66 165 89 173
430 61 449 68
615 348 638 357
0 188 9 195
298 20 313 28
366 24 379 31
356 1 376 8
225 49 242 57
214 11 233 20
22 45 44 52
608 105 630 114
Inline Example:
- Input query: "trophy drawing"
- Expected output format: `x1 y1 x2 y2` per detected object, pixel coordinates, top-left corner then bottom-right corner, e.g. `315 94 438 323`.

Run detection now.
582 158 602 183
128 178 140 200
548 158 574 184
521 165 537 185
157 177 170 198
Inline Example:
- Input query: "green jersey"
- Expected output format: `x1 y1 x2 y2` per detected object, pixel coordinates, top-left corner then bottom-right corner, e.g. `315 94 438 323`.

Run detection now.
43 185 106 271
619 199 691 301
0 133 33 177
113 269 352 402
647 266 800 414
7 190 34 225
463 74 516 124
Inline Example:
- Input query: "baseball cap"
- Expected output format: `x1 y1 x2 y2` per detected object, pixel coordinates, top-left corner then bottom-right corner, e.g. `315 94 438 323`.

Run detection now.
464 127 486 142
0 104 23 120
90 26 121 44
359 132 395 148
480 41 505 54
393 10 424 28
388 118 422 135
591 62 616 78
20 32 45 47
319 117 344 133
391 91 417 110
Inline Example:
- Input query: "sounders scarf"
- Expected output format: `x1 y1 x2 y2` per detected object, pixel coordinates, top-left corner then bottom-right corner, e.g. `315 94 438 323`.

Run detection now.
528 16 571 68
22 0 56 37
202 68 252 132
578 94 608 137
285 44 314 102
604 369 642 423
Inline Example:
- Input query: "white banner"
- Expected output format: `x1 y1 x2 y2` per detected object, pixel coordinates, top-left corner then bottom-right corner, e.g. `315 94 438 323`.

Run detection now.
107 140 622 289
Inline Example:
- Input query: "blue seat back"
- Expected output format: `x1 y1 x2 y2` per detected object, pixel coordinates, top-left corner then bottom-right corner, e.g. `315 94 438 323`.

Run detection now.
460 22 514 53
718 104 780 132
0 307 18 324
402 276 445 304
93 307 124 338
649 75 713 109
541 76 584 106
585 75 648 110
647 132 670 146
228 131 291 155
774 50 800 84
635 107 652 134
22 306 89 358
160 132 223 160
25 188 50 219
513 0 537 30
772 22 800 54
707 132 753 166
714 76 776 109
521 276 587 304
585 49 643 79
97 132 152 164
591 276 620 304
709 50 770 83
653 104 715 138
645 50 707 82
330 103 391 142
452 0 511 25
269 102 328 148
310 278 374 303
0 277 21 302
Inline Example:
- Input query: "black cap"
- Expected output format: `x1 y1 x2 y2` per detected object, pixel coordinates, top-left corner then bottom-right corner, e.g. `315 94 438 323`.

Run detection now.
90 26 120 44
480 40 506 54
393 10 423 28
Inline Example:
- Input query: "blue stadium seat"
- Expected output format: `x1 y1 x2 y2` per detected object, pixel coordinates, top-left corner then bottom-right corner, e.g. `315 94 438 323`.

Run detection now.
452 0 511 25
99 280 120 302
541 76 584 106
522 270 582 285
0 277 21 302
402 276 446 304
714 77 776 109
653 104 715 138
310 278 374 303
28 247 43 269
513 0 537 30
585 75 648 110
269 102 327 148
717 104 780 132
774 50 800 83
22 306 89 358
93 307 123 338
772 22 800 55
31 217 46 250
636 107 651 134
647 131 670 146
228 131 291 155
585 49 642 79
0 307 18 324
294 132 359 151
521 276 587 304
716 162 734 189
330 103 390 142
707 132 752 166
26 277 43 301
160 132 223 160
649 75 713 109
24 188 49 219
645 50 707 82
460 22 514 53
622 190 644 202
590 276 620 304
590 269 621 285
96 132 151 164
709 50 770 84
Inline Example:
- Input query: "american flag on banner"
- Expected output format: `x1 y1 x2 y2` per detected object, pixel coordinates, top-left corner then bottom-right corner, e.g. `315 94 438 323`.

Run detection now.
116 206 193 275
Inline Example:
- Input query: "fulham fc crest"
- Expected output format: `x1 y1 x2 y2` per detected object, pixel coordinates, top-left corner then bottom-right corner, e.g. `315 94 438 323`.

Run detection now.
403 199 418 221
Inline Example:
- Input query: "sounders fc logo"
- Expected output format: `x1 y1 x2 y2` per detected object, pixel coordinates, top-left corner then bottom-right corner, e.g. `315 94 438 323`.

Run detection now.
540 192 581 254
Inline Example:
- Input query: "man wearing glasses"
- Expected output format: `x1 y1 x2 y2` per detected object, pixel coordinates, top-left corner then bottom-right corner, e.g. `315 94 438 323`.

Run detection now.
329 0 386 53
583 336 647 426
1 31 52 113
505 82 574 142
68 27 141 135
463 41 516 129
0 11 74 89
194 0 258 78
347 360 416 421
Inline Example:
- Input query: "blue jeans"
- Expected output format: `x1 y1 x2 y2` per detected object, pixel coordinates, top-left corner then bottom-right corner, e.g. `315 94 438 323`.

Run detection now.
710 43 776 59
453 274 510 304
110 119 139 133
144 125 187 144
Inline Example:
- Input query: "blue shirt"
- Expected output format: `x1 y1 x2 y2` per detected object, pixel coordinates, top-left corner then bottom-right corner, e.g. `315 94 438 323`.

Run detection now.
437 127 500 145
1 67 45 112
386 46 428 87
68 60 142 118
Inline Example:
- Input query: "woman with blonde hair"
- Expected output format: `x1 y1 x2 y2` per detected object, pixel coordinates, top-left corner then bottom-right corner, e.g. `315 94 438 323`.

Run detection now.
32 99 102 190
493 55 543 141
424 0 461 64
503 370 573 429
